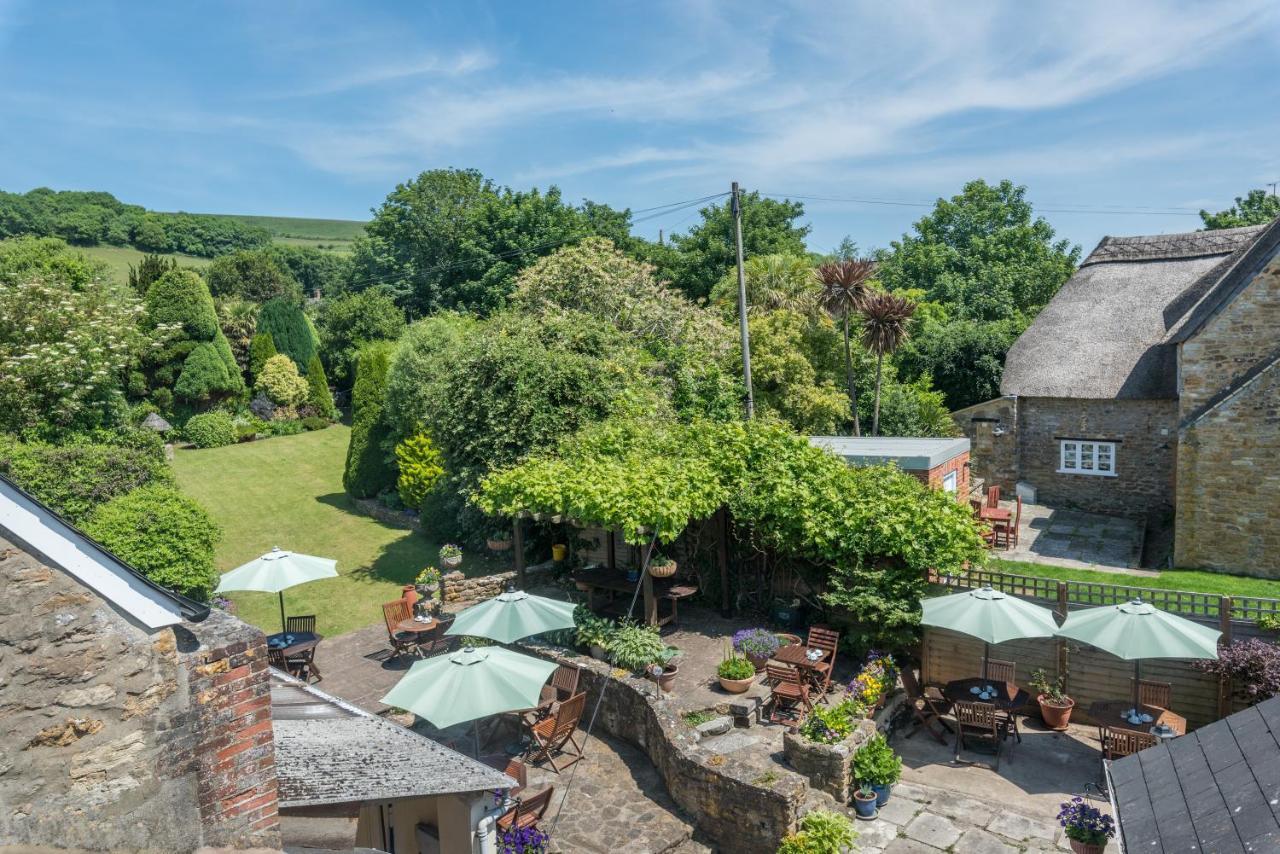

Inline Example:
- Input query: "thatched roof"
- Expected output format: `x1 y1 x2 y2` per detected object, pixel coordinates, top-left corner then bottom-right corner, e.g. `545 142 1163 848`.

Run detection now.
1002 223 1273 400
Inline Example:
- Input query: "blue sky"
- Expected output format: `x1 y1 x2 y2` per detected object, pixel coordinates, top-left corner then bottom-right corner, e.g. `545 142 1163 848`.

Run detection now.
2 1 1278 254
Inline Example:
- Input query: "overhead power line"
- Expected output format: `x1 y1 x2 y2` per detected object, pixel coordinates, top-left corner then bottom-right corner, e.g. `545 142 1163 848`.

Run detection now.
759 191 1204 217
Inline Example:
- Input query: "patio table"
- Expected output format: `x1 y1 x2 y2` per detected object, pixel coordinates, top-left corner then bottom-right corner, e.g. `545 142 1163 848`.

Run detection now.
943 677 1030 712
265 630 322 657
396 617 439 636
1089 699 1186 737
978 506 1012 523
772 643 830 692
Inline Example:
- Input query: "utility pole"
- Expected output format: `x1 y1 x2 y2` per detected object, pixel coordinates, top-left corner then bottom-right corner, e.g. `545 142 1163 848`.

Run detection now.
1268 181 1279 198
732 181 754 420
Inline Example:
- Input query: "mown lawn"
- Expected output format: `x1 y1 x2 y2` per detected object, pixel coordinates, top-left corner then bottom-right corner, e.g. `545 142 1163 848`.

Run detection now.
78 244 208 282
173 425 509 636
992 558 1280 601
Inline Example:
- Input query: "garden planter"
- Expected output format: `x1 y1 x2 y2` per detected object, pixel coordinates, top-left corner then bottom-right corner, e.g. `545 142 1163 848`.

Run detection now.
590 644 608 661
487 538 511 552
852 790 879 820
718 675 754 694
658 663 678 692
746 652 771 672
626 569 640 582
402 585 419 609
775 633 802 649
551 544 568 562
1038 695 1075 731
870 783 892 806
441 555 462 569
1068 841 1104 854
649 559 677 578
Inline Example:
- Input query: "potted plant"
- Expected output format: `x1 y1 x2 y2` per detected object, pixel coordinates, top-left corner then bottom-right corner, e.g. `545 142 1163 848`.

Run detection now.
607 622 669 673
1030 669 1075 731
717 642 756 694
649 552 677 578
852 733 901 807
439 543 463 569
415 566 441 596
656 647 681 692
487 530 512 552
733 627 781 672
852 786 879 820
575 614 615 660
551 543 568 562
1057 797 1115 854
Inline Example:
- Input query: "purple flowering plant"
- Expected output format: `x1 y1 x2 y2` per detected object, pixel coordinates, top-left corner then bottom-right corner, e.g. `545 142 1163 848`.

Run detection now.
1195 639 1280 702
499 826 550 854
1057 797 1115 845
732 628 781 658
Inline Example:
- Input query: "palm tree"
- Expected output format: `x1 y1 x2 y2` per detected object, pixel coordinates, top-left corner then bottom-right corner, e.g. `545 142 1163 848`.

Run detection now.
860 291 917 436
816 259 876 435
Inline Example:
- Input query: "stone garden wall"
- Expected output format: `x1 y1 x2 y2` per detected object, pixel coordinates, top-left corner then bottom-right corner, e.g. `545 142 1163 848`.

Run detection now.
522 641 806 853
441 561 558 604
781 695 902 803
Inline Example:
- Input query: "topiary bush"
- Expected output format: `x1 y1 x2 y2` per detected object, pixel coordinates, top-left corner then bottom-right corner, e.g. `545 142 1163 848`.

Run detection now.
257 298 318 371
174 338 243 403
343 341 396 499
83 485 221 600
256 353 309 406
305 354 337 419
248 331 278 381
394 433 444 509
301 415 330 431
183 411 238 448
0 436 173 523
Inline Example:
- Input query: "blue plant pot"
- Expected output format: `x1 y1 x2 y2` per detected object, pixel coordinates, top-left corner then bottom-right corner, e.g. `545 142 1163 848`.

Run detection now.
871 783 892 806
626 569 640 582
852 792 879 819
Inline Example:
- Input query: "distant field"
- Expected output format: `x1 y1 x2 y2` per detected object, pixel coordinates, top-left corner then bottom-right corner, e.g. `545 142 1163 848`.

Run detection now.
78 244 209 281
200 213 366 248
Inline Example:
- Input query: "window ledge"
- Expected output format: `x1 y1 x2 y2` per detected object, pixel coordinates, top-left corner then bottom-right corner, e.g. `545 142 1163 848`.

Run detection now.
1056 468 1117 478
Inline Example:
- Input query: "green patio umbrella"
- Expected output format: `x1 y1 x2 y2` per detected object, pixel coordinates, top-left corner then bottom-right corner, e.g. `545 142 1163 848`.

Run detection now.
381 645 558 754
444 589 576 644
1055 597 1220 709
214 546 338 632
921 585 1060 680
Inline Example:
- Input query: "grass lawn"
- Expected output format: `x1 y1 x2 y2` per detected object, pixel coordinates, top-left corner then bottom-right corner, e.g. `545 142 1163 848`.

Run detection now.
992 558 1280 601
78 244 209 282
173 425 510 636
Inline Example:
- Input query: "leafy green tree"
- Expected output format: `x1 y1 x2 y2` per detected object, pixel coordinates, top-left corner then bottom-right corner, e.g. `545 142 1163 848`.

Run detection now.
127 253 178 296
898 316 1021 411
267 245 353 298
141 269 243 408
737 309 849 434
257 297 318 371
216 298 258 374
876 179 1079 323
248 331 278 381
315 288 405 387
708 253 817 317
343 341 397 499
860 292 916 436
133 214 170 252
1200 189 1280 229
667 191 810 300
84 485 222 600
0 436 173 522
0 235 107 288
305 354 337 418
205 249 302 303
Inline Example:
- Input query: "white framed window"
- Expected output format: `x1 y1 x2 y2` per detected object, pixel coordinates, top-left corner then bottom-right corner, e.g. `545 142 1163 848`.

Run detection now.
942 470 958 493
1058 440 1116 477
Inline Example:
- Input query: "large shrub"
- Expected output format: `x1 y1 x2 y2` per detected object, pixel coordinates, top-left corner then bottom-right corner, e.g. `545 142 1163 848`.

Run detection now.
205 249 302 304
1196 639 1280 704
305 354 337 419
247 331 278 381
256 354 309 407
343 341 397 499
84 485 221 600
173 338 243 403
0 436 173 523
315 288 405 387
257 298 318 371
394 434 444 508
183 411 238 448
142 268 243 407
144 268 219 340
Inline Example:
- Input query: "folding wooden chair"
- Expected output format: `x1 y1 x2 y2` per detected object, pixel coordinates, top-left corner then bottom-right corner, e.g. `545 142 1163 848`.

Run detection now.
503 758 529 799
993 498 1022 549
1133 679 1171 710
382 599 420 659
285 614 316 635
526 665 582 724
804 625 840 698
954 701 1012 770
496 785 554 833
528 692 586 773
765 662 812 726
982 658 1016 684
1099 726 1157 782
899 666 953 744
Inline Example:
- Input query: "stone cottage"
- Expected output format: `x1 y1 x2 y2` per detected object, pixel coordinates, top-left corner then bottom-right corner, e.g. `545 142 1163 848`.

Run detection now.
955 219 1280 574
0 473 281 851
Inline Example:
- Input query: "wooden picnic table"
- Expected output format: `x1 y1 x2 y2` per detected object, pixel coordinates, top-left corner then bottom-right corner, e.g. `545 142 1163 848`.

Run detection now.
572 566 697 627
265 630 322 657
943 677 1031 712
1089 699 1186 737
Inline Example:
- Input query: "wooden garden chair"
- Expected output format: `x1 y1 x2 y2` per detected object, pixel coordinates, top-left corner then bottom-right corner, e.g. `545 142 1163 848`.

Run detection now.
268 640 317 682
496 785 554 833
528 692 586 773
954 700 1012 770
986 485 1000 508
993 497 1022 549
982 658 1016 684
804 625 840 698
285 614 316 635
900 666 952 745
1133 679 1172 710
526 665 581 724
503 758 529 799
1099 726 1158 782
765 662 812 726
381 599 420 659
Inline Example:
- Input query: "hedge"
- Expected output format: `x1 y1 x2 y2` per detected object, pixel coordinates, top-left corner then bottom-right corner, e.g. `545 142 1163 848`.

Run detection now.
0 436 173 523
343 341 396 499
183 411 238 448
257 298 318 371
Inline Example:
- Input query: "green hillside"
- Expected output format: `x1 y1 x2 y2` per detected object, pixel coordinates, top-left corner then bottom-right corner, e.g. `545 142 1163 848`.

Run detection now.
198 213 366 251
78 244 209 280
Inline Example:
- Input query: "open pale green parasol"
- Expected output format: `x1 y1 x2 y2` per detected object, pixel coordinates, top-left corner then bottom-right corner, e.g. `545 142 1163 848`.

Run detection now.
921 585 1060 680
1055 598 1220 707
445 589 577 644
214 546 338 632
381 645 557 753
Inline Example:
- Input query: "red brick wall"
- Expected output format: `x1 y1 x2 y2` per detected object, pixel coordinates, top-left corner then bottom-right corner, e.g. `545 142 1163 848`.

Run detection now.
907 452 969 498
183 614 281 848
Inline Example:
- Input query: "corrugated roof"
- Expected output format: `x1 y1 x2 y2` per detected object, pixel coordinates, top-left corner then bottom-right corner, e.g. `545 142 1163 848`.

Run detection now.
808 436 969 470
1109 695 1280 852
270 671 514 808
1001 224 1270 400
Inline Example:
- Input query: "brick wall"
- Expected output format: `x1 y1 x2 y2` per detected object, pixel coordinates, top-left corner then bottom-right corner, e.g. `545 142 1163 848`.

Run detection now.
919 451 969 496
1015 396 1177 520
1175 362 1280 576
953 396 1019 495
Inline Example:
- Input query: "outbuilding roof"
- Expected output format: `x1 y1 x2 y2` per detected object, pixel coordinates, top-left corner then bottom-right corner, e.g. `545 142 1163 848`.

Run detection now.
270 671 514 808
808 436 969 470
1001 224 1271 400
1107 695 1280 852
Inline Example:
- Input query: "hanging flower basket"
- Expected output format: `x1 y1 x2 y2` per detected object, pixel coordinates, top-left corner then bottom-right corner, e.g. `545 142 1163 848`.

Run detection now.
649 557 677 578
487 537 512 552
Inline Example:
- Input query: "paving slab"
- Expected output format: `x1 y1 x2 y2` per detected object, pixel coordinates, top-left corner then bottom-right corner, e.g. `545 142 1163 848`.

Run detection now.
903 813 961 849
955 827 1019 854
985 810 1058 843
883 839 944 853
874 796 924 825
925 792 994 826
850 818 900 849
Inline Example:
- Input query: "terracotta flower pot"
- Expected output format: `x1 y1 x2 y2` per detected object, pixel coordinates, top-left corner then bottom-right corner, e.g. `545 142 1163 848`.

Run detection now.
719 675 754 694
658 663 678 692
1038 694 1075 731
746 651 771 672
402 585 419 609
1068 840 1105 854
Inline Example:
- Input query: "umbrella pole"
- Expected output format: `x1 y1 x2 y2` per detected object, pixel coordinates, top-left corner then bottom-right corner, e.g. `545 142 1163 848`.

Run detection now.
983 643 990 681
278 592 287 633
474 720 481 758
1133 660 1140 710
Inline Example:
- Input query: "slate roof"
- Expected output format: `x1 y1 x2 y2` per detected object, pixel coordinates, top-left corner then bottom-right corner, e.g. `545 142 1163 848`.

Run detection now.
270 671 514 808
808 436 970 470
1001 224 1270 400
1108 695 1280 852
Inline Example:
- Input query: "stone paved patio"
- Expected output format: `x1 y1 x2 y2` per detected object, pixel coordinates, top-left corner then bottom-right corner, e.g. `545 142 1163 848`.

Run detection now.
997 501 1147 573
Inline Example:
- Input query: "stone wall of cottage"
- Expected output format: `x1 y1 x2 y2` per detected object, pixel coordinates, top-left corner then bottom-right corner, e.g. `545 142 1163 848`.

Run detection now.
1175 362 1280 576
0 536 279 851
1014 396 1178 520
953 396 1019 497
1179 255 1280 416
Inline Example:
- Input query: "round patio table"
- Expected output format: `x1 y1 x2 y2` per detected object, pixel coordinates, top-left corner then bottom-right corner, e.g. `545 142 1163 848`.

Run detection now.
1088 699 1186 737
396 617 439 636
943 677 1030 712
265 630 322 657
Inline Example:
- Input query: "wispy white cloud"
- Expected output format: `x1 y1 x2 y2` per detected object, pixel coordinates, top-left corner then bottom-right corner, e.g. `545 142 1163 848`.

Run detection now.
264 49 496 99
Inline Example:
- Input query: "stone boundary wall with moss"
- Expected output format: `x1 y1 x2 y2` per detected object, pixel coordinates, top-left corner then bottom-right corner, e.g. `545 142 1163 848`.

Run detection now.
781 691 903 803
